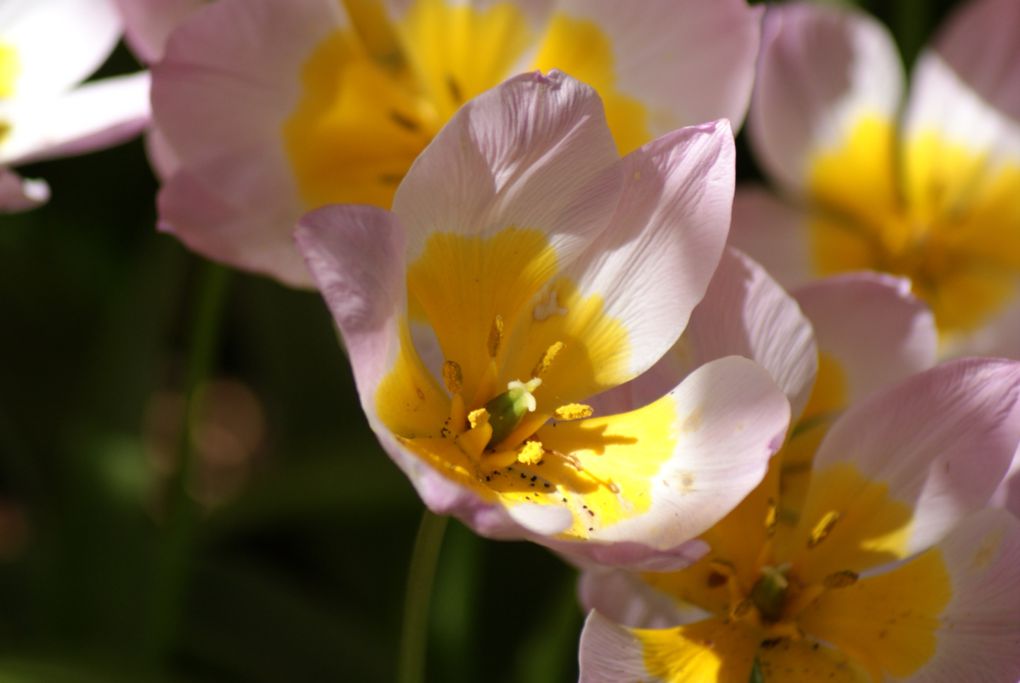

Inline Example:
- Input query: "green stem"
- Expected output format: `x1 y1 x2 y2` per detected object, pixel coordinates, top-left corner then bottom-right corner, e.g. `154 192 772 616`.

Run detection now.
146 261 231 664
398 509 448 683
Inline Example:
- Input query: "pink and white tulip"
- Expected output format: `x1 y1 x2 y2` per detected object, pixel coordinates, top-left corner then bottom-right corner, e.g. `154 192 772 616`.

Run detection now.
731 0 1020 359
0 0 150 212
150 0 762 286
579 358 1020 682
296 71 791 569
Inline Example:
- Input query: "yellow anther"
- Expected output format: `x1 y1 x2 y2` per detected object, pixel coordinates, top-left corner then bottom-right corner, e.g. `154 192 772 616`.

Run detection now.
532 341 564 378
458 409 493 460
487 315 504 358
442 360 463 394
554 403 593 421
764 498 778 537
822 570 859 589
517 440 544 466
468 408 490 429
807 510 841 548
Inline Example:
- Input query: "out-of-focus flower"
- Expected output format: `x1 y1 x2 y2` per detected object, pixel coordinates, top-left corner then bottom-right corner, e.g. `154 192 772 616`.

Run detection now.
731 0 1020 358
151 0 762 286
578 357 1020 682
296 71 791 569
0 0 150 212
144 378 267 510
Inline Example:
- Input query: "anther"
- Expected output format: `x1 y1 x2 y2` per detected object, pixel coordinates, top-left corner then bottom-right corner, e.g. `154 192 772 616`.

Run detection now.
532 341 564 378
553 403 593 421
807 510 841 548
764 498 778 537
517 440 544 466
822 570 858 589
442 360 463 394
487 315 504 358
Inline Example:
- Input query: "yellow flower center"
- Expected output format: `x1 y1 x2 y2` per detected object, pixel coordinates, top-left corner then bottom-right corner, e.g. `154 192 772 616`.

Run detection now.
808 115 1020 337
373 228 693 539
283 1 651 210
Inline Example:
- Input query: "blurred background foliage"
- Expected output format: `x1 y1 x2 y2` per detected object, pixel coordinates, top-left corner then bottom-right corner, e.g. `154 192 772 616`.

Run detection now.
0 0 963 681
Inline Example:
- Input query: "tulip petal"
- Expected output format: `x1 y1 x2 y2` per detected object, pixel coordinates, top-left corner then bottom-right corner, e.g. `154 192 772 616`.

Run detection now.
801 509 1020 683
0 167 49 213
296 204 521 534
152 0 343 283
0 0 121 100
537 356 788 566
505 120 736 406
0 72 150 166
532 0 761 152
750 2 903 198
579 612 759 683
727 185 815 290
793 273 937 410
113 0 205 63
596 247 816 421
396 70 623 402
788 358 1020 582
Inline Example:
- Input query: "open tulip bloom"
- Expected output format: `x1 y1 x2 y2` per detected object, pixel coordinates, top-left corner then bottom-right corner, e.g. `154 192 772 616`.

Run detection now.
579 355 1020 682
0 0 150 212
731 0 1020 359
296 71 792 568
151 0 761 287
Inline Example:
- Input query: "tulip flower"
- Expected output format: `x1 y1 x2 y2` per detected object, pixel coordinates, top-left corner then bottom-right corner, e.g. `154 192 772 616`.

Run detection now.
151 0 761 286
0 0 150 212
579 356 1020 681
731 0 1020 358
296 71 790 568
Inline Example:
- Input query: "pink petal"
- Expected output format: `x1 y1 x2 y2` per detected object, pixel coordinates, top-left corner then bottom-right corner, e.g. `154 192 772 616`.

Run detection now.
113 0 205 63
393 70 622 267
1 0 122 100
595 247 816 420
809 358 1020 558
548 0 762 133
0 168 49 213
578 611 656 683
793 272 937 407
749 2 904 196
1 72 150 166
551 356 789 570
558 121 736 391
296 203 528 538
727 184 815 290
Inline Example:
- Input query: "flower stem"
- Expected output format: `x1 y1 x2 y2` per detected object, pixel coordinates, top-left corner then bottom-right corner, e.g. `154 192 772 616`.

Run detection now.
398 509 448 683
146 261 231 664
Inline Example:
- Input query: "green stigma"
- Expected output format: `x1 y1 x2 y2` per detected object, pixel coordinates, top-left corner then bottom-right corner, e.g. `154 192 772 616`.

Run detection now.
483 378 542 447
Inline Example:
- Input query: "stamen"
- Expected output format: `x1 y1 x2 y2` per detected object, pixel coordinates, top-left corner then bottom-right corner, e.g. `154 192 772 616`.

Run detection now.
764 498 778 537
517 440 544 466
553 403 593 421
822 570 859 589
457 408 492 460
807 510 841 548
442 360 463 394
468 408 490 429
487 315 504 359
532 341 564 378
